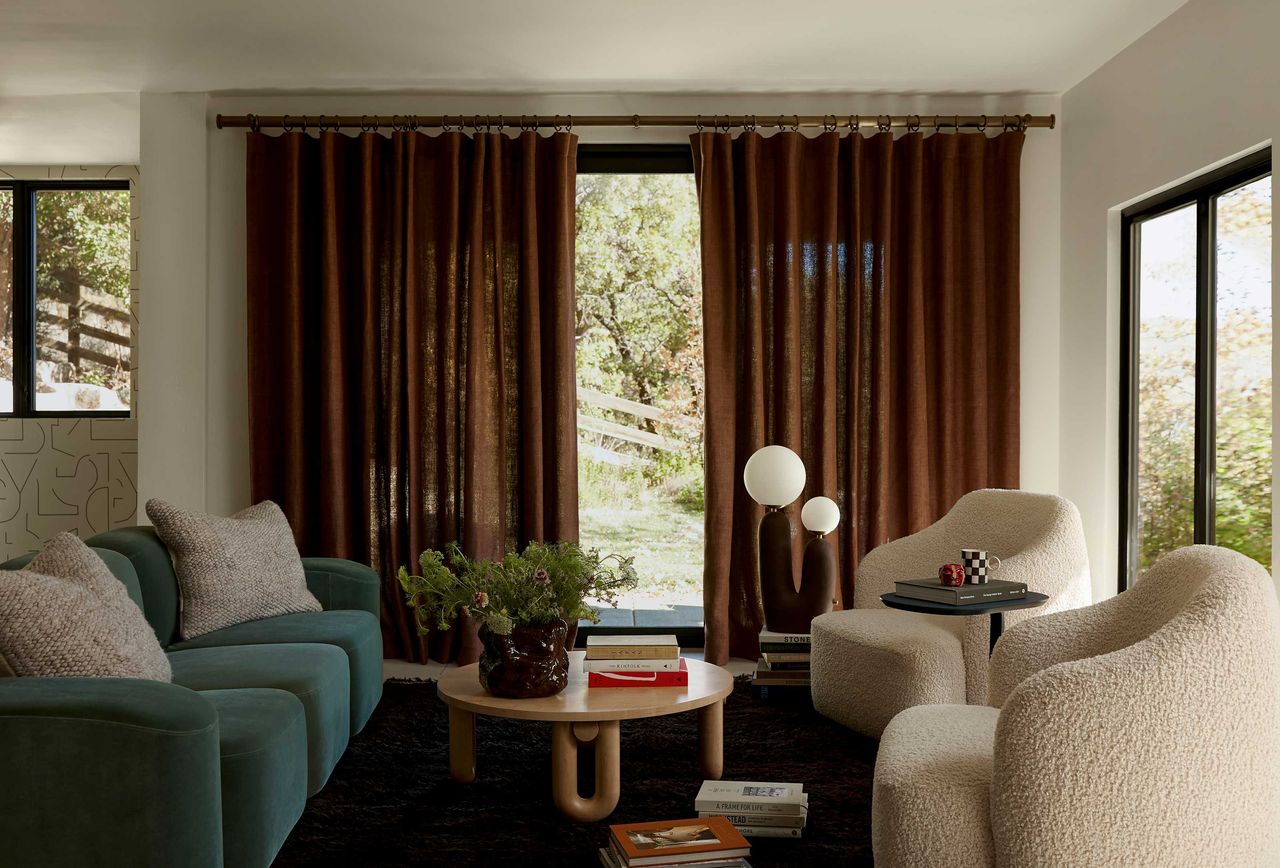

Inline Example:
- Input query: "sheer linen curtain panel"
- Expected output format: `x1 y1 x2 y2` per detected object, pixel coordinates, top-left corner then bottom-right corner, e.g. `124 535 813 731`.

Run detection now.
246 130 579 664
693 129 1024 664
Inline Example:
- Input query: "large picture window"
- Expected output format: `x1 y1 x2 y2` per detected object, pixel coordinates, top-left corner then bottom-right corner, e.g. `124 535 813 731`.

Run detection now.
0 180 132 416
574 145 704 640
1120 150 1271 590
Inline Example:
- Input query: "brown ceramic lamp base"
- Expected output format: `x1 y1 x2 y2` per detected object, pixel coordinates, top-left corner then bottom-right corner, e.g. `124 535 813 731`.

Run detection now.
758 509 835 635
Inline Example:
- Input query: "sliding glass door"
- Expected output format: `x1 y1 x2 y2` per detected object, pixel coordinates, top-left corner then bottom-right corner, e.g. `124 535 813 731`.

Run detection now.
1121 151 1272 590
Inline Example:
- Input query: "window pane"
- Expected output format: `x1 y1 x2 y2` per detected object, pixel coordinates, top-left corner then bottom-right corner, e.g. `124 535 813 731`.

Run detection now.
34 189 131 412
1215 177 1272 569
0 189 11 413
1136 204 1197 572
575 173 704 627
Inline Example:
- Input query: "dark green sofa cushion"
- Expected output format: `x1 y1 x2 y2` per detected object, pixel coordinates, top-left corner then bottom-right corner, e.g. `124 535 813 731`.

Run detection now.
86 527 184 647
202 689 308 868
0 677 222 868
168 643 350 795
170 609 383 734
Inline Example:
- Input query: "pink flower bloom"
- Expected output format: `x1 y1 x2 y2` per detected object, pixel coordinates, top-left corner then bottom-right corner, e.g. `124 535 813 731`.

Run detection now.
534 568 551 585
472 591 489 607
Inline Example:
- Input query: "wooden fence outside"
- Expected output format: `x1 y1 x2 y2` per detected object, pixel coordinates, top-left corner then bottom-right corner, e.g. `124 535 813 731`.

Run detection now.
576 386 698 455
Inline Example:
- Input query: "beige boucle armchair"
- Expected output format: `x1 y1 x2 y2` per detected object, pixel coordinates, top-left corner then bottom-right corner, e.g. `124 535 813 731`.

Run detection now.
872 545 1280 867
810 489 1090 736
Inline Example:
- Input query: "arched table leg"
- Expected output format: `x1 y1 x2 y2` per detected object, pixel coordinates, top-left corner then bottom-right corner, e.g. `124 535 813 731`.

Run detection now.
448 706 477 783
551 719 621 822
698 699 724 779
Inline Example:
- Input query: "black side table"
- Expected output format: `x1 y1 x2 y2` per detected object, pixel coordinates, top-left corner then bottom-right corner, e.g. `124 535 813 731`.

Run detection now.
880 591 1049 654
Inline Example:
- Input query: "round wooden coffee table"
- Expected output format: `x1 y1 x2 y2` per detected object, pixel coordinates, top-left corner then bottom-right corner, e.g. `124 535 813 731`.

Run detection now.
438 652 734 822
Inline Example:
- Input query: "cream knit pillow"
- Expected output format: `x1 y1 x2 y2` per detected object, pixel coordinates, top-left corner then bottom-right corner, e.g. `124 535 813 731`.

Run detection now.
146 498 321 640
0 532 171 681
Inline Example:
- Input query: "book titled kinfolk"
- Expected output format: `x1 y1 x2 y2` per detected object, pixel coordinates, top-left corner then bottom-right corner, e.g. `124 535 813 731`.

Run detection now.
583 658 683 673
695 781 808 816
586 634 680 660
893 577 1027 606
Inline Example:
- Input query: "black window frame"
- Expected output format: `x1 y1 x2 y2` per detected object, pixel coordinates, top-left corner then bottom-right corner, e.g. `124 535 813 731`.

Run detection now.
573 143 704 649
1118 148 1271 592
0 178 132 419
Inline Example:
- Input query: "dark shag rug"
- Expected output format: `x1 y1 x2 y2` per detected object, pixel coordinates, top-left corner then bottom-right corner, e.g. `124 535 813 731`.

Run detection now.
274 679 877 867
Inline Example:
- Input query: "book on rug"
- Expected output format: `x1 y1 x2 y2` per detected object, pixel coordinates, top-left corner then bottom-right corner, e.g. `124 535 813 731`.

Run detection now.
607 815 750 866
733 826 802 839
598 849 751 868
695 781 808 816
893 577 1027 605
756 656 810 671
587 634 681 660
758 629 811 655
589 658 689 688
698 812 806 829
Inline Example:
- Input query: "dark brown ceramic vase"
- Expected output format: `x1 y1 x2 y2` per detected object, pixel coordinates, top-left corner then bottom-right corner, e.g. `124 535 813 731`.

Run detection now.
477 618 570 699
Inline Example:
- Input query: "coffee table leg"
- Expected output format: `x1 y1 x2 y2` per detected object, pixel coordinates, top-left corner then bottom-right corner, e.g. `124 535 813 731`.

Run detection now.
551 720 621 822
448 706 476 783
698 700 724 780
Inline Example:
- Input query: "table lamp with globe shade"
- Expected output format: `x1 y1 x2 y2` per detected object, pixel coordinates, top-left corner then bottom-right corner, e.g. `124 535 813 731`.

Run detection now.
743 445 840 634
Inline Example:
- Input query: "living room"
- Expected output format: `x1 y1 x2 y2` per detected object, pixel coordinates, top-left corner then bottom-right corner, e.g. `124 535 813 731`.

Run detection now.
0 0 1276 865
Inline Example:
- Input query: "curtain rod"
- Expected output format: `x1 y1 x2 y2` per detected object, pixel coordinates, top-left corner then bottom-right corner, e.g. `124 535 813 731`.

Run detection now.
215 112 1055 133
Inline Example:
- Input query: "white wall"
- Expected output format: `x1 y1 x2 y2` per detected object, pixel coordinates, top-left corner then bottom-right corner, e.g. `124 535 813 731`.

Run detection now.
191 91 1062 517
0 93 139 164
138 93 208 512
1060 0 1280 600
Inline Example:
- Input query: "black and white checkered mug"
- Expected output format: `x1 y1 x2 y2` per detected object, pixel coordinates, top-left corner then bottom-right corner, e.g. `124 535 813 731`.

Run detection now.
960 548 1001 584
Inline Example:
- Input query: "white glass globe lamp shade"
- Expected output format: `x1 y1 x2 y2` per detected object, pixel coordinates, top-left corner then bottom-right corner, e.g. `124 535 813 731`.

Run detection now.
743 445 807 508
801 496 841 536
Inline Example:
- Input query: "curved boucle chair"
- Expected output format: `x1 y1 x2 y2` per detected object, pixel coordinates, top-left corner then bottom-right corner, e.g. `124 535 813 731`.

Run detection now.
872 545 1280 867
810 489 1090 736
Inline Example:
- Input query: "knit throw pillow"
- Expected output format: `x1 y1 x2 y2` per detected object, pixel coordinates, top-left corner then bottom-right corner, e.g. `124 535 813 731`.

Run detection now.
146 498 321 640
0 532 171 681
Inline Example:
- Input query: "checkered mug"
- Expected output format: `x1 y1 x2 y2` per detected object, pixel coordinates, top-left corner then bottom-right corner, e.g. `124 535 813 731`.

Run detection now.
960 548 1001 584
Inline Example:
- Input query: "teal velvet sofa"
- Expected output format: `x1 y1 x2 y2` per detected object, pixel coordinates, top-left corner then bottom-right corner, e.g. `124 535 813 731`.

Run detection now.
0 527 383 868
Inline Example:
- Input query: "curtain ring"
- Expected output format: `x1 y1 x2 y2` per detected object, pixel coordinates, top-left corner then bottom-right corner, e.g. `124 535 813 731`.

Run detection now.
566 114 573 132
246 113 259 133
977 114 988 133
281 115 292 132
299 115 309 133
907 114 920 133
496 114 505 132
316 115 329 133
744 114 757 132
409 115 419 132
789 114 799 132
632 114 640 130
822 114 837 132
877 115 891 132
952 114 959 131
695 114 704 132
848 114 859 134
1018 113 1030 133
553 114 565 132
360 115 373 132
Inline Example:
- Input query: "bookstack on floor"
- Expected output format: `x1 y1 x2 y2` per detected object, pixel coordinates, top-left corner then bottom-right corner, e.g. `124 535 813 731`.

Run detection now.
695 781 808 839
601 816 751 867
585 634 688 688
752 629 810 700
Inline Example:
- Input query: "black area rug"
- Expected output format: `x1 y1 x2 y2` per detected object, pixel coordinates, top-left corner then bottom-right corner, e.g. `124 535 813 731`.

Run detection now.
274 679 877 867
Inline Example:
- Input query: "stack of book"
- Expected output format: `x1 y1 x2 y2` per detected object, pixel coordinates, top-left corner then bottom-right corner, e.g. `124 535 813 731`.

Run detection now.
893 577 1027 605
751 629 810 700
585 634 688 688
600 816 751 867
695 780 808 839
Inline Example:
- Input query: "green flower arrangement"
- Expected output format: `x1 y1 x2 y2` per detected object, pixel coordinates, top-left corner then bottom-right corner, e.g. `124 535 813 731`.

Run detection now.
398 540 638 636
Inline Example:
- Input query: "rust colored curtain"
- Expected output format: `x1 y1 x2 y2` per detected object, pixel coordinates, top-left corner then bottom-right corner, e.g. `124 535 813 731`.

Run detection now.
693 130 1024 664
246 130 579 663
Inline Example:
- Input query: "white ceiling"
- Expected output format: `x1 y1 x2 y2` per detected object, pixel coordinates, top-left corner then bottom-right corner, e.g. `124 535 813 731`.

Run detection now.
2 0 1189 97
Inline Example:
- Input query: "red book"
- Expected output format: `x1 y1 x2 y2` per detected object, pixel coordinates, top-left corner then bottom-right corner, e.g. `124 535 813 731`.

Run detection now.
588 658 688 688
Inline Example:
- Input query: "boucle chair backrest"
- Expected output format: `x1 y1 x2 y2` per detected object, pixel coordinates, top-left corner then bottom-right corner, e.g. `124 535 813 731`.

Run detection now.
992 546 1280 866
853 488 1088 609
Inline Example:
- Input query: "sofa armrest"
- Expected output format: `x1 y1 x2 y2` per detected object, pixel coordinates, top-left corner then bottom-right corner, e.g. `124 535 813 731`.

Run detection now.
0 678 223 868
303 557 381 617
